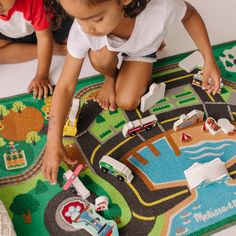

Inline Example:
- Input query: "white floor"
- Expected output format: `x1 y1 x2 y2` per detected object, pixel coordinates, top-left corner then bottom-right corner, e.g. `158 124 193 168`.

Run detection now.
1 0 236 234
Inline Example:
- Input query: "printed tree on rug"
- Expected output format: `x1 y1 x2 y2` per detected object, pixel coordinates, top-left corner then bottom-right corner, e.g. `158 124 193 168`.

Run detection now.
10 194 39 224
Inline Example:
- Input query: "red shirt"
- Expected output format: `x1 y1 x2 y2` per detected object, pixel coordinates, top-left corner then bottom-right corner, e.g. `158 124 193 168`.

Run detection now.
0 0 50 38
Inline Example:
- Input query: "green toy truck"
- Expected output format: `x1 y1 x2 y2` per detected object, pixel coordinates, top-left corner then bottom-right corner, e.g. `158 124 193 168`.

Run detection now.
99 155 134 183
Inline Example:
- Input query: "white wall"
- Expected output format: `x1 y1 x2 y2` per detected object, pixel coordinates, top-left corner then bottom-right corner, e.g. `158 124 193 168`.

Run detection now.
158 0 236 58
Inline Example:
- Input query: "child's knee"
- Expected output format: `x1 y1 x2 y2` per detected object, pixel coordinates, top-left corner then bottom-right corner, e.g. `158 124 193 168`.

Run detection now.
116 93 140 111
0 40 11 49
89 48 117 72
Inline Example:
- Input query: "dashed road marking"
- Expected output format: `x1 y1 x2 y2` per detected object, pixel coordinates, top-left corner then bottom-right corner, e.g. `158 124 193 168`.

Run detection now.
157 121 165 133
227 105 235 121
137 133 145 142
76 130 88 138
204 102 226 105
202 103 209 118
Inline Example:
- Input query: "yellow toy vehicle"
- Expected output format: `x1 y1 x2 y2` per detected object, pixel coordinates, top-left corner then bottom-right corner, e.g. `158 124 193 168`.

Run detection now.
63 98 80 137
63 119 78 137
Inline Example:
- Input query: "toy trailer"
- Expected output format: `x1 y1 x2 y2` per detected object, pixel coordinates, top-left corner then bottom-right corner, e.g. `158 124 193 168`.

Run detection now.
122 114 157 137
99 155 134 183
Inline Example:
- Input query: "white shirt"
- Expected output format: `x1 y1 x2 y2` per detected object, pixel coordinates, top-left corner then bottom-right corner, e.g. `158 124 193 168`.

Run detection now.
67 0 187 59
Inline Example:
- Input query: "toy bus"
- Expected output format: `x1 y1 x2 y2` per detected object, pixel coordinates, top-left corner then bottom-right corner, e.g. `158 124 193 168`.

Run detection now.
99 155 134 183
122 114 157 137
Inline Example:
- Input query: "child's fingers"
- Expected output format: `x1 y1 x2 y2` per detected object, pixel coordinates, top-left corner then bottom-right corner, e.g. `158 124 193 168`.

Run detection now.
27 84 33 94
206 75 220 95
64 155 78 165
41 159 47 179
109 97 116 112
48 84 54 95
44 162 52 184
33 86 39 99
47 164 56 185
207 84 214 94
43 84 49 99
102 99 109 110
212 77 220 94
37 85 44 99
51 165 59 185
201 79 209 90
201 72 209 90
109 104 116 112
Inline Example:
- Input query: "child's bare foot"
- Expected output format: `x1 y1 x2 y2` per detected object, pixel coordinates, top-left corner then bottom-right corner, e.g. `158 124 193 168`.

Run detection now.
53 41 67 55
96 77 116 111
27 75 53 99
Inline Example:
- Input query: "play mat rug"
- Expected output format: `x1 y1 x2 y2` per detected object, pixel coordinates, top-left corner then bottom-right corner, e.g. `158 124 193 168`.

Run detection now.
0 41 236 236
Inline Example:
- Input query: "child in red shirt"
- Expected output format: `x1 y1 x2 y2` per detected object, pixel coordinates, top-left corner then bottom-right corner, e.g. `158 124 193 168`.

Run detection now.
0 0 73 99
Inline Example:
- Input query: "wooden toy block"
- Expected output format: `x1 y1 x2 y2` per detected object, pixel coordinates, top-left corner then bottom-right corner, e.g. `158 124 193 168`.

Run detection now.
178 50 204 73
69 111 77 121
173 110 204 131
184 158 230 190
71 98 80 110
95 196 109 212
217 118 235 134
205 117 221 135
140 82 166 113
181 132 192 142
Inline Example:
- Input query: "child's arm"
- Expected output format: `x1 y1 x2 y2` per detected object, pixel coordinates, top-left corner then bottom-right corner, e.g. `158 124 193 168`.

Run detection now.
182 2 221 95
27 28 53 99
42 53 84 185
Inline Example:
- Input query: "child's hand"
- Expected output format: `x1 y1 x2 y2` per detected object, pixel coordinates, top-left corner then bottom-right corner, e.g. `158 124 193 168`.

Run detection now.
202 59 221 95
42 143 77 185
27 75 53 99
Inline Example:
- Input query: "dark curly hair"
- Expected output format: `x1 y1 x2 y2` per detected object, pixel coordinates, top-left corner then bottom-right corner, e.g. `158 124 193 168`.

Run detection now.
78 0 150 18
43 0 69 30
124 0 150 18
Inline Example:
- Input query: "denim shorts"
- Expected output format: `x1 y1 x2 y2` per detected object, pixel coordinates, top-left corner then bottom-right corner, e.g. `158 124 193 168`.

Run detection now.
0 15 73 44
122 51 157 63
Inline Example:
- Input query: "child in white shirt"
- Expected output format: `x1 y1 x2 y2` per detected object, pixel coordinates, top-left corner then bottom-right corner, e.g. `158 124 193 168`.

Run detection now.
42 0 221 184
